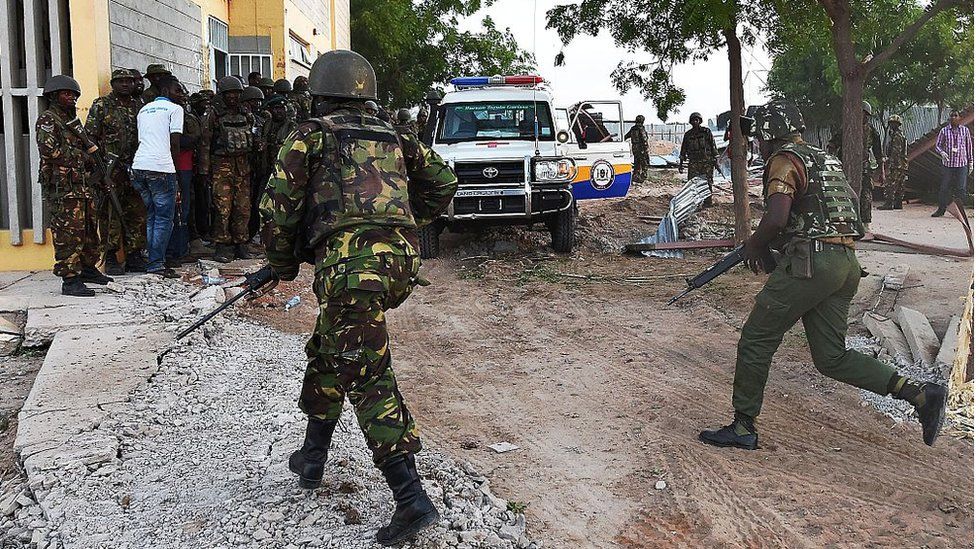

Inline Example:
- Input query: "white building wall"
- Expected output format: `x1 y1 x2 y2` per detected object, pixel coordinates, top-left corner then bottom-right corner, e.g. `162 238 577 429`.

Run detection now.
108 0 205 90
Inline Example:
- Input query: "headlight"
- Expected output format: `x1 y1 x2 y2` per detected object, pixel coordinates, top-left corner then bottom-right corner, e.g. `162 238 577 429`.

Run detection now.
533 158 577 182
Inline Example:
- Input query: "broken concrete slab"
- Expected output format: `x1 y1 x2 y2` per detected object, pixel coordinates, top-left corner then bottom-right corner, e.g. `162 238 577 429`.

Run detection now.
23 303 130 347
0 271 123 313
0 333 22 356
936 315 961 368
874 264 911 315
862 312 912 362
895 305 940 366
0 314 20 335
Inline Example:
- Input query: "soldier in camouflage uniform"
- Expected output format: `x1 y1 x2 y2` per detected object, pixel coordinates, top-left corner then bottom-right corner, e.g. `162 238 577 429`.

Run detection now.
680 111 718 206
624 114 650 185
860 101 884 230
243 85 270 240
141 64 172 104
36 75 114 296
86 69 147 274
290 75 312 121
699 100 946 451
880 114 907 210
129 69 145 105
271 79 299 122
200 76 257 262
260 96 297 179
257 77 275 100
259 50 457 546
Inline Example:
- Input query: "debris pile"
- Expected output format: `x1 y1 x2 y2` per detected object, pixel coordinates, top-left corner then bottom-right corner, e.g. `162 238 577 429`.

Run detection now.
0 476 51 549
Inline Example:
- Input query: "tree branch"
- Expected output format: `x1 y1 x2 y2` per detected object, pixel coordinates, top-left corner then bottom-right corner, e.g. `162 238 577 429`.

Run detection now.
864 0 960 73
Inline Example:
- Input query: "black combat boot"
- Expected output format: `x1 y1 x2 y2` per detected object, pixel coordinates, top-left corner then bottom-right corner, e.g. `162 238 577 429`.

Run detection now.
894 199 903 210
893 378 947 446
104 253 124 276
376 454 440 546
213 244 234 263
234 244 254 260
698 413 759 450
125 253 147 273
61 277 95 297
288 417 338 489
78 266 113 285
931 208 946 217
878 201 894 210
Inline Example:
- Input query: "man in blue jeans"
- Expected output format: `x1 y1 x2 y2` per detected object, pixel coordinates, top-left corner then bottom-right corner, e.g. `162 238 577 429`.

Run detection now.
131 76 183 277
932 111 973 217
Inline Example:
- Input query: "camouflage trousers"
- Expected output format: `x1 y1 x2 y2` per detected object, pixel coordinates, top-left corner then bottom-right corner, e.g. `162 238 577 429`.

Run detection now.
49 194 99 278
688 160 714 201
885 168 906 203
860 170 874 224
97 169 146 256
301 246 422 466
632 152 649 184
211 155 251 245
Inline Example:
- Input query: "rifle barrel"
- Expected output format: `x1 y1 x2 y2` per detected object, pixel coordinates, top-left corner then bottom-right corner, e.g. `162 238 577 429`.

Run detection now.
176 286 253 340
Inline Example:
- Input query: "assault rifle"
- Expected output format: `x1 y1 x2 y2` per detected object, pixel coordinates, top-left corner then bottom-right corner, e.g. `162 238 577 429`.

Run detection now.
667 245 777 306
176 266 278 340
64 118 128 237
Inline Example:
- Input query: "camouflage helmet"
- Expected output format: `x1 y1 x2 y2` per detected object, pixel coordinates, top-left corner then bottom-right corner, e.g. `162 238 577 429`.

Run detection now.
217 76 244 93
266 96 287 109
145 64 171 77
308 49 377 100
396 108 412 124
888 114 902 125
273 78 292 93
129 68 143 79
111 68 134 82
862 101 873 115
689 112 703 123
364 100 379 114
751 99 805 141
293 75 309 91
43 74 81 96
258 77 275 89
198 89 215 99
242 86 265 101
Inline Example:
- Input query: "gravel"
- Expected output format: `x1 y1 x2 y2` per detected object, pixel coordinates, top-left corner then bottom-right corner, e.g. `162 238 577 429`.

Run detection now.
10 276 534 549
846 335 946 422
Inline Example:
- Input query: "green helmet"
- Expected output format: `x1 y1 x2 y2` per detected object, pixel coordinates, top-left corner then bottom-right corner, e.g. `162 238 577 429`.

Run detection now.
308 49 377 100
266 96 287 109
43 74 81 96
689 112 703 123
752 100 805 141
242 86 265 101
111 69 134 82
258 77 275 89
217 76 244 93
364 100 379 114
273 78 292 93
293 75 309 92
145 64 171 77
862 101 873 116
396 108 412 124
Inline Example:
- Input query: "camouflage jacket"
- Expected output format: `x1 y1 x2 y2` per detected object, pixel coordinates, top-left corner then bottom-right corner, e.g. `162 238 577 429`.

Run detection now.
262 117 297 175
36 106 95 199
680 126 717 163
85 92 139 162
260 103 457 275
199 98 257 172
624 124 648 148
863 122 882 171
885 128 908 171
288 90 312 121
141 85 160 105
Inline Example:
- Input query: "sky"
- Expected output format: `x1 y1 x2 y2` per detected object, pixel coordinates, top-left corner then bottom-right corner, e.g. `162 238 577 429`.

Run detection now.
459 0 772 125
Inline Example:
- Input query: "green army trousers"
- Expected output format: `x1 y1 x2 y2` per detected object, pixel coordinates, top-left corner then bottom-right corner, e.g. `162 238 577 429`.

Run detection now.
300 248 422 467
732 243 896 420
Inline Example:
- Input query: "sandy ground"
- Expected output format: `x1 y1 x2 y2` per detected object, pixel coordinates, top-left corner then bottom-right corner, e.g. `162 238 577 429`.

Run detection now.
238 174 973 548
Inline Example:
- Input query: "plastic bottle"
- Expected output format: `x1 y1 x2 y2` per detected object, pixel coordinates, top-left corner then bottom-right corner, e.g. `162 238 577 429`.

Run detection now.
284 296 301 311
201 274 228 286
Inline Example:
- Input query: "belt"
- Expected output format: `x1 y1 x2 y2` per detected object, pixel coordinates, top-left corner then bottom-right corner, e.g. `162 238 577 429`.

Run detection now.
812 240 851 252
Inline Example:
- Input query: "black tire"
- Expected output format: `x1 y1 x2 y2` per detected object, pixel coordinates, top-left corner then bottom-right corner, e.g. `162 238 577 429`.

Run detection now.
549 202 577 253
418 223 440 259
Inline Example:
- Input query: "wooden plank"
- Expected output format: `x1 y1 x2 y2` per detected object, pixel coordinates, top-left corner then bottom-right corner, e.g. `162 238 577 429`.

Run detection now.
625 239 736 253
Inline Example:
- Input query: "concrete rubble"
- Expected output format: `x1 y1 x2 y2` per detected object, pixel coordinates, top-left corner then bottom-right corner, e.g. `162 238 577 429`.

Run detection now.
894 305 940 367
1 273 534 549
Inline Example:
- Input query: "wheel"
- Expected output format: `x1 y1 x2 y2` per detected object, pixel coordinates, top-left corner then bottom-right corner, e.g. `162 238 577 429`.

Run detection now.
549 202 577 253
418 222 440 259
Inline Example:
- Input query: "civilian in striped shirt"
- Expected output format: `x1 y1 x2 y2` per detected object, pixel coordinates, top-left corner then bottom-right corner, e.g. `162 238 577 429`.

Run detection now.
932 111 973 217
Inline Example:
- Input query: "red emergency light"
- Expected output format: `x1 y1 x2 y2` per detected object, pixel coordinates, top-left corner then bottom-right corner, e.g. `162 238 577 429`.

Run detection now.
450 75 545 87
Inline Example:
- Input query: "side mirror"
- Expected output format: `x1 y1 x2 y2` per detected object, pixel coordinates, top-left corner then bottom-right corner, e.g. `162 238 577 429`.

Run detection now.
557 130 570 144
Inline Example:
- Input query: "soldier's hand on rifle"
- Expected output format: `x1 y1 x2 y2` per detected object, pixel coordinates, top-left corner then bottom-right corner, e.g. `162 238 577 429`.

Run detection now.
245 265 280 288
742 237 771 275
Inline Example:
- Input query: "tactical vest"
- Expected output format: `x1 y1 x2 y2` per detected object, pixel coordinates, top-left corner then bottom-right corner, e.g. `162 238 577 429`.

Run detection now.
683 127 714 162
303 112 417 247
213 111 253 156
764 143 864 240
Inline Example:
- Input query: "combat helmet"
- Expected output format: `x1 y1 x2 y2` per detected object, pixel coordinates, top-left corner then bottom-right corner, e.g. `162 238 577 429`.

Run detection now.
273 79 292 93
689 112 703 123
293 75 309 92
862 101 873 116
258 77 275 89
888 114 902 125
308 50 377 100
751 99 805 141
43 75 81 96
364 100 379 114
111 68 134 81
217 76 244 93
145 64 171 77
242 86 265 101
396 108 412 125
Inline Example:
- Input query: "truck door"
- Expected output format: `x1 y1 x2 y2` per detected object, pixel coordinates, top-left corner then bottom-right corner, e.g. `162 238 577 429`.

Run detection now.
562 101 633 200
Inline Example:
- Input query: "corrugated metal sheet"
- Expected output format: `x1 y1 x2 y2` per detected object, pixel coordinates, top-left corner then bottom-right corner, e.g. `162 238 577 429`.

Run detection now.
638 176 712 258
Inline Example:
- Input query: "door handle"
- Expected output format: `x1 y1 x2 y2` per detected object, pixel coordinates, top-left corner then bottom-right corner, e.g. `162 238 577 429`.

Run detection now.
612 153 626 158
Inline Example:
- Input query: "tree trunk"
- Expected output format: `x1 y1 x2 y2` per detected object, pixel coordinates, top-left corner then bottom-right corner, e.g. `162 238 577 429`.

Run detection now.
823 0 865 197
725 27 751 243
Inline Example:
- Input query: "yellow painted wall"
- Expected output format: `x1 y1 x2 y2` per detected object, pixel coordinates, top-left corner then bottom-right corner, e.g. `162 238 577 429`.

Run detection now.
0 231 54 271
229 0 286 78
67 0 112 118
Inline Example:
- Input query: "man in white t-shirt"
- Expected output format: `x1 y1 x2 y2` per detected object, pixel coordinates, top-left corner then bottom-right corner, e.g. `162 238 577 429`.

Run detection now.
131 75 184 277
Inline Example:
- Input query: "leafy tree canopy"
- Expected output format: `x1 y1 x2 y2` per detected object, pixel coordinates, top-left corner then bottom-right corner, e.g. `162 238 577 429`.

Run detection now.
351 0 536 108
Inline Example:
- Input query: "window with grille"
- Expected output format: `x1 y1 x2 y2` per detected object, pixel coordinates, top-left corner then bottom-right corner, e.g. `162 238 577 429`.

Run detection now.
230 54 272 79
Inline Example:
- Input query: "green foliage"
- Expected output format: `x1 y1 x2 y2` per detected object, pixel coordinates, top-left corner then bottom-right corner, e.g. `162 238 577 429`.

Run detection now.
546 0 769 122
351 0 536 108
506 500 529 514
767 1 973 128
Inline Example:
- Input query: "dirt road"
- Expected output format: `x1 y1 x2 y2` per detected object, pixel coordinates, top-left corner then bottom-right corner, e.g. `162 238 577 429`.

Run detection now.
247 178 974 548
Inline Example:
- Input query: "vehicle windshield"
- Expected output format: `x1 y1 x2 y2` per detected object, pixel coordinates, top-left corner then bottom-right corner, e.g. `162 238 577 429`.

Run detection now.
438 101 555 143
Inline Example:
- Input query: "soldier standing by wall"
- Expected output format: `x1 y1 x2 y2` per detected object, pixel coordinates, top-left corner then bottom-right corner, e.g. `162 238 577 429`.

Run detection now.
860 102 884 231
624 114 650 185
698 100 946 451
679 112 718 206
200 76 256 263
244 85 270 242
36 76 113 296
259 50 458 546
880 114 907 210
129 69 145 105
142 64 172 104
290 75 312 121
182 92 207 253
85 69 147 274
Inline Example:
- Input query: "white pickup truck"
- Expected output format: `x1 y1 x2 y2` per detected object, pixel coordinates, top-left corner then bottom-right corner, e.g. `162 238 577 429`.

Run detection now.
419 75 634 258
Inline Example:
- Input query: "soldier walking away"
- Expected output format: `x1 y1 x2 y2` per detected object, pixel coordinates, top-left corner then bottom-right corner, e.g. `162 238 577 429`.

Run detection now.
200 76 257 263
290 75 312 121
679 112 718 206
85 69 147 275
259 50 458 546
860 101 884 231
880 114 908 210
142 64 173 104
624 114 650 185
698 100 947 451
36 75 113 296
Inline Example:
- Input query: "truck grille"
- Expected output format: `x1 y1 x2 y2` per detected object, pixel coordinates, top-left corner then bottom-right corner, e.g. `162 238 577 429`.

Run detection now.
454 161 524 185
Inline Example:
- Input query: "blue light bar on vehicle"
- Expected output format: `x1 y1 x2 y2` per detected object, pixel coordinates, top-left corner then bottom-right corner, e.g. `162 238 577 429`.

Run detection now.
450 75 545 88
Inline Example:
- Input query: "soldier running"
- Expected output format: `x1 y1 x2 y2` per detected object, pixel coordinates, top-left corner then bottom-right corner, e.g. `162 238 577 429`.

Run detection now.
698 100 947 451
880 114 907 210
679 111 718 206
36 75 114 296
259 50 458 545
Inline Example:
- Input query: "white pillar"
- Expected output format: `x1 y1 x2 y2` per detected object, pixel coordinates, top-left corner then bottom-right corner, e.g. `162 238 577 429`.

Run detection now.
0 0 23 245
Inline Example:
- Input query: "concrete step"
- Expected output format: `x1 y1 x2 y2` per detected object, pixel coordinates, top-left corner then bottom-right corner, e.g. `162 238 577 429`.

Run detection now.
895 305 940 367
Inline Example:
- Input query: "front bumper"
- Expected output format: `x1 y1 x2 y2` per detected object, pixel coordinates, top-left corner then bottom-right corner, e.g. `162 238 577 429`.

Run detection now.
444 157 574 221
